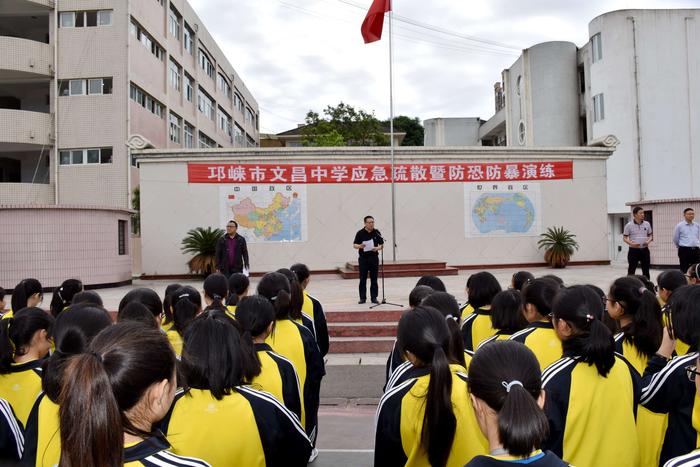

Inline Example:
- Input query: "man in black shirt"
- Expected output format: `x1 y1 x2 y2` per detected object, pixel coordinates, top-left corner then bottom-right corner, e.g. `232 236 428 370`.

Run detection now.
352 216 384 304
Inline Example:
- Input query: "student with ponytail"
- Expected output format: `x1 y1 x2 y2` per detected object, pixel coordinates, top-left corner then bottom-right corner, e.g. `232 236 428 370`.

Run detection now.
48 279 83 317
161 283 182 327
57 322 210 467
225 273 250 316
686 263 700 285
202 273 229 313
291 263 329 357
466 340 567 466
640 284 700 464
0 308 53 426
3 279 43 320
375 306 487 466
235 295 302 420
608 276 666 467
460 272 502 351
118 288 164 323
258 272 324 453
160 310 312 466
164 286 202 357
276 268 305 322
542 285 640 466
22 304 113 466
480 289 528 347
510 278 562 370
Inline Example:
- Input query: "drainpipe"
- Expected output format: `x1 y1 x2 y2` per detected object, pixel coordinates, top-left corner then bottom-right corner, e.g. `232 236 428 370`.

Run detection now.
628 16 644 201
53 1 59 204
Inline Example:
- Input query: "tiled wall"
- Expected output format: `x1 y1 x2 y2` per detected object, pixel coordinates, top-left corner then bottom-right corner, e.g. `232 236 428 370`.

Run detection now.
635 200 700 268
0 206 132 289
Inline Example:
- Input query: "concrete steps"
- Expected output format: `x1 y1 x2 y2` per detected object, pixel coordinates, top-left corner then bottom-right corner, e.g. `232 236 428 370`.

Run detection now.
337 259 459 279
326 309 401 354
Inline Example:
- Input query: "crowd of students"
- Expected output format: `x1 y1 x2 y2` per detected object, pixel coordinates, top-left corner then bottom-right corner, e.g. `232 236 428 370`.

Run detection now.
2 262 700 466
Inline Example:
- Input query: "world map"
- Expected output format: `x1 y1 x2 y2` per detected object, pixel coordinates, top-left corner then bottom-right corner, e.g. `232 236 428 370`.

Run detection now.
465 184 541 237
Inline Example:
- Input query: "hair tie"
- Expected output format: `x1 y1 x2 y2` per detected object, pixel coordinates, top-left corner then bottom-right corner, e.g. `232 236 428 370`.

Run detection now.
270 295 278 302
89 351 103 363
57 288 64 303
445 315 458 322
585 314 594 322
502 380 523 393
212 294 222 301
178 293 190 299
638 287 646 295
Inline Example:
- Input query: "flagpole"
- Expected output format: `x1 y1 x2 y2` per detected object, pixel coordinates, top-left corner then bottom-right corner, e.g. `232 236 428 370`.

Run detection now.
388 5 397 262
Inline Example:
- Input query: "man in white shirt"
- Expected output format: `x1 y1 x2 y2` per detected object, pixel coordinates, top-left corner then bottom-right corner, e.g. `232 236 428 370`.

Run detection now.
623 206 653 279
673 208 700 273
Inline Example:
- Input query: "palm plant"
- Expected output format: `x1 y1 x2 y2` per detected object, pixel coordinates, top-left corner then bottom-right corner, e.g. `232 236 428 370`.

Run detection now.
181 227 224 275
537 226 579 268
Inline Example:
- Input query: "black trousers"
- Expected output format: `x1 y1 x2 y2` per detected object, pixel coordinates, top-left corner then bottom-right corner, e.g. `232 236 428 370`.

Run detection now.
628 247 650 278
678 246 700 273
358 255 379 301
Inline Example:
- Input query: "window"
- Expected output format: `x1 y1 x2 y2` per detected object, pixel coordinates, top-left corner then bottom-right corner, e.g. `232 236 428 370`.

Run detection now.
168 58 181 92
218 107 232 137
59 147 113 165
217 73 232 98
245 107 254 126
130 19 165 61
58 10 112 28
593 93 605 122
199 49 214 79
169 112 182 144
118 220 127 255
184 122 194 148
69 79 85 95
517 121 526 145
184 24 194 55
130 83 164 118
184 73 194 102
591 33 603 63
60 78 112 96
246 135 256 147
197 87 215 120
234 123 244 146
234 92 243 113
168 5 181 40
516 75 522 96
198 132 216 148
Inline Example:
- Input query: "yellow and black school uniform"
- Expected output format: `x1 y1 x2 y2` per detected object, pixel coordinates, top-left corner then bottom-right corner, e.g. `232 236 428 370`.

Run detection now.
300 291 329 357
465 450 570 467
509 322 562 371
249 343 302 421
226 305 237 320
384 351 474 393
125 435 211 467
385 339 404 386
541 351 641 467
640 350 699 464
1 310 12 320
265 319 325 443
160 387 311 466
22 392 59 467
664 449 700 467
478 330 515 350
375 365 488 466
461 306 496 352
165 325 184 358
0 397 23 463
0 359 44 427
614 332 668 467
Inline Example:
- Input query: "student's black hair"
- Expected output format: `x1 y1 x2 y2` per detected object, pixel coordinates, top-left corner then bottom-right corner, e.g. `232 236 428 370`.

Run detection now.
609 277 663 358
409 285 435 308
466 271 502 309
490 289 528 334
397 306 455 467
586 284 619 334
633 275 656 293
0 287 5 301
236 295 276 338
0 307 54 374
181 310 251 399
521 277 560 320
552 285 615 377
276 268 303 320
161 283 182 325
118 288 163 318
203 273 229 312
257 272 293 320
415 276 446 293
666 285 700 349
511 271 535 291
71 290 103 307
11 278 42 312
469 340 549 457
684 207 694 214
421 292 465 367
540 274 565 287
688 264 700 282
117 302 158 329
43 304 113 402
226 273 250 306
49 279 83 317
632 206 644 215
58 323 175 467
658 270 688 294
170 286 202 336
290 263 311 285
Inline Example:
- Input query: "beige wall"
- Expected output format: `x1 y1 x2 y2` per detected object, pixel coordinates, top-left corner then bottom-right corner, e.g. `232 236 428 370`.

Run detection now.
137 147 611 275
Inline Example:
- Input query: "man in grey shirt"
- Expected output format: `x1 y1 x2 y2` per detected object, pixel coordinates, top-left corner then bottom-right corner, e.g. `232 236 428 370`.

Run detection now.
673 208 700 273
623 206 653 278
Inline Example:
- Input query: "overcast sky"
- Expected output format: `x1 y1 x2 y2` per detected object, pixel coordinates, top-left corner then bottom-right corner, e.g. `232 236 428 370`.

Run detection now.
189 0 699 134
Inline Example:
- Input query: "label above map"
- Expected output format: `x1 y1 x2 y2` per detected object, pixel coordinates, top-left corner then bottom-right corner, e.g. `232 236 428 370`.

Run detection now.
188 161 573 184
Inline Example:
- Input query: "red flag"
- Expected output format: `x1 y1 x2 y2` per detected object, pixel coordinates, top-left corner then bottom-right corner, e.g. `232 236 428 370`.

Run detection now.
361 0 391 44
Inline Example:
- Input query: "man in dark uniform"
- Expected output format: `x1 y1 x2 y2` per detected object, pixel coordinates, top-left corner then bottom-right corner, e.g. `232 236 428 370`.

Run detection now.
215 220 249 277
352 216 384 304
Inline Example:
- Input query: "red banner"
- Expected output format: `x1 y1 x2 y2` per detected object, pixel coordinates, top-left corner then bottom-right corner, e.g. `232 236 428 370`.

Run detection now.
187 161 573 184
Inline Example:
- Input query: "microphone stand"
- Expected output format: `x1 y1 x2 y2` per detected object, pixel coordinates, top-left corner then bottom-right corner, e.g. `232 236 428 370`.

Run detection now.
370 233 403 309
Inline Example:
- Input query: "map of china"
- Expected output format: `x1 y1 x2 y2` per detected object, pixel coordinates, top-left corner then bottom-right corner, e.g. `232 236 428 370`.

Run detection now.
232 193 291 238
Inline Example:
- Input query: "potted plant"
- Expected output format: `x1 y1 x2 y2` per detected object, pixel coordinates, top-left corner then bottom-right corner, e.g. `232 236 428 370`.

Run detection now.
537 226 579 268
181 227 224 275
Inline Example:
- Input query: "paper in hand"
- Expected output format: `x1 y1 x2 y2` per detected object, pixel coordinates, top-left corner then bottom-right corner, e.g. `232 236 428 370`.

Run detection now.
362 240 374 252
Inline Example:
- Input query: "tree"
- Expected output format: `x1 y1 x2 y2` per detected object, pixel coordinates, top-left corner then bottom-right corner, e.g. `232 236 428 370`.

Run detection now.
301 102 388 146
386 116 424 146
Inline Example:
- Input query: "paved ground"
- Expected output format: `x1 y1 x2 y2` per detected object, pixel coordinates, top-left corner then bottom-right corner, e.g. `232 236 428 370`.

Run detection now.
78 263 668 465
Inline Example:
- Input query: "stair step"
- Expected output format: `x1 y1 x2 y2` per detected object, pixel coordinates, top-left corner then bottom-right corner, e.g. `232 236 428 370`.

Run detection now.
344 259 448 272
329 338 395 354
338 267 459 279
329 323 397 338
326 310 404 323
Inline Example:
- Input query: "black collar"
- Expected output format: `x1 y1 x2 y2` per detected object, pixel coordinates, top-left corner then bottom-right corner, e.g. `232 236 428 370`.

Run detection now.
254 342 273 352
123 435 170 462
10 358 44 373
529 321 554 329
